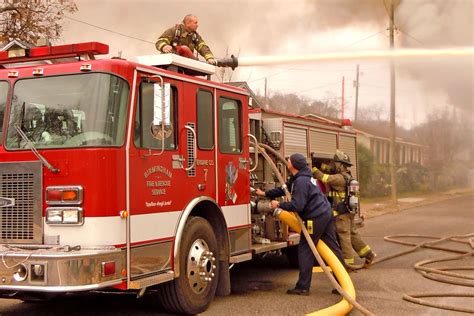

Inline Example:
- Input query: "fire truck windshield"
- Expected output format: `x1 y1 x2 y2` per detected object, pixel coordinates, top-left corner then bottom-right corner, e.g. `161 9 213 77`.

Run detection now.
5 73 129 149
0 81 8 144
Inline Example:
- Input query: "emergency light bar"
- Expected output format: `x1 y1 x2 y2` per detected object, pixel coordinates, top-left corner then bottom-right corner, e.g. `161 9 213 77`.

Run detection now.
0 42 109 66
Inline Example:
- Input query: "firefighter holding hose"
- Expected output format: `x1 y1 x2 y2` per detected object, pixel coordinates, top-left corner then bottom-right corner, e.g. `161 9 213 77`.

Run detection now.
256 153 344 296
155 14 217 65
312 150 376 268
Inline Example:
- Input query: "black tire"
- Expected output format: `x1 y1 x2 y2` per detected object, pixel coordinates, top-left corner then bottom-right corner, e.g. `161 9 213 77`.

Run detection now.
159 217 219 314
17 291 62 302
284 245 299 269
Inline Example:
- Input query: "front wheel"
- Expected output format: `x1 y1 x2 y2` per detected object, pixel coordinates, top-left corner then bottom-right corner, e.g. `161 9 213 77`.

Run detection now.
159 217 219 314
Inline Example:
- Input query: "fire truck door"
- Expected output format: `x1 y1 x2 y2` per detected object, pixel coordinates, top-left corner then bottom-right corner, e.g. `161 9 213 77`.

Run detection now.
216 93 250 207
180 86 216 200
127 75 183 278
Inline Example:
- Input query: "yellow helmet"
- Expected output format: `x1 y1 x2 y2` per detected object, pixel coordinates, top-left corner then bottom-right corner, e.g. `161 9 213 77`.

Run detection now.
333 150 352 166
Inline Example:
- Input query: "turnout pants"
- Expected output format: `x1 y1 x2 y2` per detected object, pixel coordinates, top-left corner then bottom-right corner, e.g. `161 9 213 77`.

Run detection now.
295 210 344 291
335 212 371 264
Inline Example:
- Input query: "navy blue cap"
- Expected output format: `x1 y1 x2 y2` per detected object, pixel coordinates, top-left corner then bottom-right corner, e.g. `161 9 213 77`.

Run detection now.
289 153 307 170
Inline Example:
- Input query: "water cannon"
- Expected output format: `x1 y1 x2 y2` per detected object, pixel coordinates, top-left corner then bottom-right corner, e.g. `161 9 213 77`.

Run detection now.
216 55 238 70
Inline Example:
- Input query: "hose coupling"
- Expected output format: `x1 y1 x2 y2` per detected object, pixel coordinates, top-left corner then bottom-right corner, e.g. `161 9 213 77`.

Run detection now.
273 207 283 217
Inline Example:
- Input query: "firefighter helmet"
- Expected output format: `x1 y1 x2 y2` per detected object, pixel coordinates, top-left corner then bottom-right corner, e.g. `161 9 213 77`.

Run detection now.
333 150 352 166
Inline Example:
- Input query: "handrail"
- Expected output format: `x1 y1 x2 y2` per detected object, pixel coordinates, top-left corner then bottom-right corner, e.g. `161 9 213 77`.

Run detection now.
247 133 258 172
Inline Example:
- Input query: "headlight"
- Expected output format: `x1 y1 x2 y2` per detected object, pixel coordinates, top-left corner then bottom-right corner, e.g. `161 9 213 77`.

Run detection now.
62 209 81 224
46 209 62 224
46 207 83 225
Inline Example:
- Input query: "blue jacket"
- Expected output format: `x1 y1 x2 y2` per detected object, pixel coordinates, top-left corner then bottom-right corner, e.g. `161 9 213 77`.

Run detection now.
265 167 331 220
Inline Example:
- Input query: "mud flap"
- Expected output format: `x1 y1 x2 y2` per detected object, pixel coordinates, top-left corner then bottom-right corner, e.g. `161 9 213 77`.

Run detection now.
216 259 231 296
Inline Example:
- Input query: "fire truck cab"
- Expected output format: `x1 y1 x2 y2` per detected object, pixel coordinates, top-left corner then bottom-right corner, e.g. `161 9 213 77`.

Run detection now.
0 42 253 313
0 42 359 314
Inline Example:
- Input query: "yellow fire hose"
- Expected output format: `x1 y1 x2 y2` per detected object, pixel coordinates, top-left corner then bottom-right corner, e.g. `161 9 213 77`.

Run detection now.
275 209 359 316
377 233 474 313
255 144 374 316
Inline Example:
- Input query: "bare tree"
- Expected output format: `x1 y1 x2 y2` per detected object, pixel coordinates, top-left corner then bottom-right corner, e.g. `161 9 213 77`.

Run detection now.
414 108 464 165
0 0 77 44
412 106 472 188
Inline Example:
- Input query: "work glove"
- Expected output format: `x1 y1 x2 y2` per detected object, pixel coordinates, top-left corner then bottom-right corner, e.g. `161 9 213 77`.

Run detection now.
207 58 217 65
321 162 329 172
162 45 173 53
270 200 280 210
255 188 266 197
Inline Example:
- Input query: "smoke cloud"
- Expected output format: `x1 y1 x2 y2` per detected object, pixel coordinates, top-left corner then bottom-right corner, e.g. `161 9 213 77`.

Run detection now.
61 0 473 122
396 0 473 114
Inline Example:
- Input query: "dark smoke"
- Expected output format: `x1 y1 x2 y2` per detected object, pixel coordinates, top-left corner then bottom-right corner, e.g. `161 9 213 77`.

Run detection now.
396 0 473 115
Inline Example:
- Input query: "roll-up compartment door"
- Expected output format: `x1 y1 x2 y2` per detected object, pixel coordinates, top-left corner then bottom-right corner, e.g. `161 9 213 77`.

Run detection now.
284 126 307 157
339 134 357 178
309 130 337 158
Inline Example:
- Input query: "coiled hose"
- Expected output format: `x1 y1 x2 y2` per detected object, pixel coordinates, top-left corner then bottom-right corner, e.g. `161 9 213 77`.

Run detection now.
377 233 474 313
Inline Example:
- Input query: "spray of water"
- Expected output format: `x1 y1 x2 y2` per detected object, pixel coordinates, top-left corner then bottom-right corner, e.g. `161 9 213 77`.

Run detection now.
236 47 474 66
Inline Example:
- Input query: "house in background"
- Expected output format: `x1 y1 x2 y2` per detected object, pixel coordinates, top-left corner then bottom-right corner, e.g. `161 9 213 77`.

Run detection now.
226 82 427 167
0 39 33 55
227 81 263 109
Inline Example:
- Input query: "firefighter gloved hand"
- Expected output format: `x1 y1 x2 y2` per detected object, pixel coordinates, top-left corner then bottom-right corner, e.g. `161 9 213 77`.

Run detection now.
162 45 173 53
207 58 217 65
321 162 330 172
255 188 266 197
270 200 280 210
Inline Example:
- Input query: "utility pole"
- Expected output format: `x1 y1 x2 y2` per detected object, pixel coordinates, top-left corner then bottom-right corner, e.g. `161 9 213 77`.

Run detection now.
354 64 360 122
341 76 345 121
264 77 268 103
389 1 398 203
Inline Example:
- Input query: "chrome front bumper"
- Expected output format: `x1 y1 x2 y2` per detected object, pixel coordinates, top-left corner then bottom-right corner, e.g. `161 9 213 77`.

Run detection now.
0 245 125 292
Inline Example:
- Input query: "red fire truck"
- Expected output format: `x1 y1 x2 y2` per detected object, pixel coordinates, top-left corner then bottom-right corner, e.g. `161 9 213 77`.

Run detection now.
0 42 358 314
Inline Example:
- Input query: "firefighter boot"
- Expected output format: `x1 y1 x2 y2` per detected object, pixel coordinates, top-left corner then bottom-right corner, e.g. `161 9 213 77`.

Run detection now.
286 288 309 296
364 251 376 266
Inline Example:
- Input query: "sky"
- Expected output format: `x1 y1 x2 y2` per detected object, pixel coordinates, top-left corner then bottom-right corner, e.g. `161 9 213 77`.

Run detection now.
59 0 474 129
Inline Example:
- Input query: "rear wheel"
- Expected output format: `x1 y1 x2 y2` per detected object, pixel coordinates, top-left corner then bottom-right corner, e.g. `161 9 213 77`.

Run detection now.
159 216 219 314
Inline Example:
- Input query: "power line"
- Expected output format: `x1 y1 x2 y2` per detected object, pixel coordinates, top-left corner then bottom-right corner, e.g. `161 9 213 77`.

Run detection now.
343 30 387 48
397 28 424 46
278 82 341 94
64 15 155 44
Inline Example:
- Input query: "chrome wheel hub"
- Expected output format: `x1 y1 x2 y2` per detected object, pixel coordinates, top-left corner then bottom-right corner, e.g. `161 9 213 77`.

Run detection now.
187 238 216 294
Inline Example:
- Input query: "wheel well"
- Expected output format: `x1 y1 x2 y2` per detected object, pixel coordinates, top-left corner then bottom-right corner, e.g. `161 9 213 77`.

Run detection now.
173 198 232 297
189 200 229 260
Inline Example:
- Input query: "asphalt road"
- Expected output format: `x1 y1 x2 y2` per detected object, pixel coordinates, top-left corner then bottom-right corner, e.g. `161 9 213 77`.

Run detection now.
1 194 473 315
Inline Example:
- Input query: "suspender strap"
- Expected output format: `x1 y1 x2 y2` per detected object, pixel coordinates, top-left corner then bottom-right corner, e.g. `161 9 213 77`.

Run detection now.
172 24 181 47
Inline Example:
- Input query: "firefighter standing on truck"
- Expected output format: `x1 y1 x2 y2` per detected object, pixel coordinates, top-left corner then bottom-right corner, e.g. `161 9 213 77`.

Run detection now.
155 14 216 65
312 150 376 268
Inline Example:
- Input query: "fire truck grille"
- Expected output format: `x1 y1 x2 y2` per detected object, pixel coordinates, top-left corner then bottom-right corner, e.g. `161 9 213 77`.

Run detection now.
0 161 43 244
